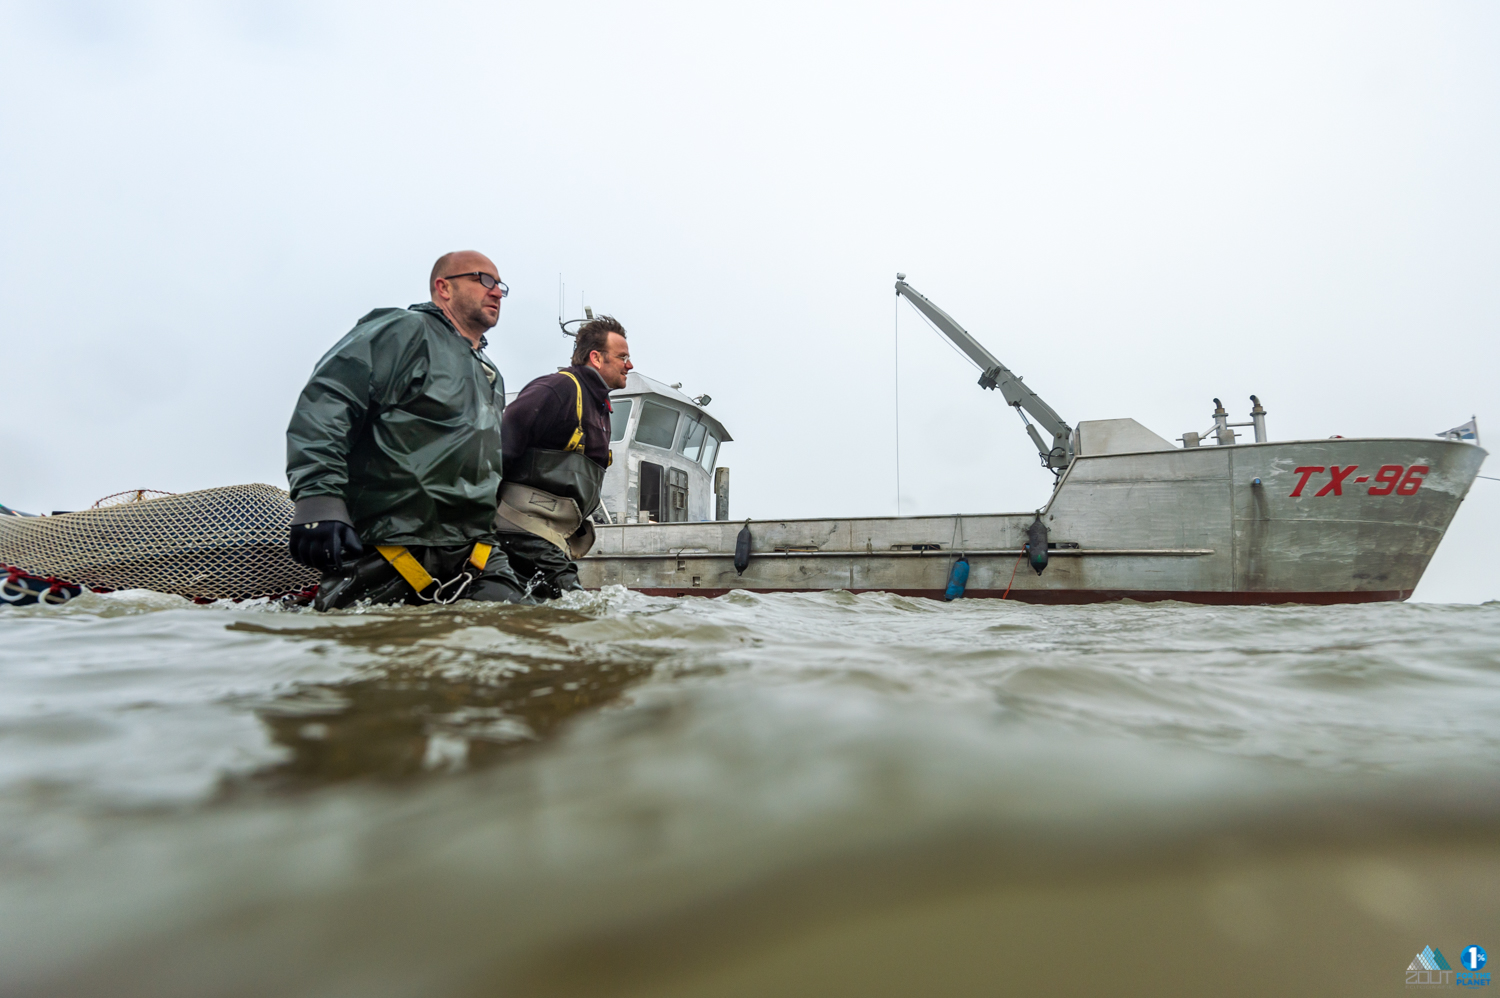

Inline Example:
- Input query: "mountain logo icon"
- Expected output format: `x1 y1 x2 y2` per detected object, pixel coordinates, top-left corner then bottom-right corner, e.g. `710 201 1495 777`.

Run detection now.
1408 946 1453 972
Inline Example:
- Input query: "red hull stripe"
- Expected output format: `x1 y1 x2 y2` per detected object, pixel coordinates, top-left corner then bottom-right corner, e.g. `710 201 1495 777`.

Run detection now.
620 588 1412 605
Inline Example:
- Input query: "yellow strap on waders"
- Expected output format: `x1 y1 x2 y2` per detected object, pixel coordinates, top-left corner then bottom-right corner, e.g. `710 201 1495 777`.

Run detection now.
376 542 492 600
376 545 436 594
468 543 491 572
560 371 586 453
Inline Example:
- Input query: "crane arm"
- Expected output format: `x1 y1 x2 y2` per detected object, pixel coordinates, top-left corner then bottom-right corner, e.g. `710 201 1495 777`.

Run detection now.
894 275 1074 470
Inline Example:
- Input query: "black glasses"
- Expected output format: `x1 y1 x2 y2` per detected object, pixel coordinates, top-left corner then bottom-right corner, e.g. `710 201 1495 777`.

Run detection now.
442 272 509 296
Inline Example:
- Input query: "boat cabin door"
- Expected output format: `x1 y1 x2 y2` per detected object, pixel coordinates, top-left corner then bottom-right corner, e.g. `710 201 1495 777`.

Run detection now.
666 468 689 522
636 462 691 523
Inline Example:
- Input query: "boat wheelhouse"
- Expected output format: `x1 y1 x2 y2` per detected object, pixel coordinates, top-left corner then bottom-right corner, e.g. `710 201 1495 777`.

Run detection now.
600 372 732 525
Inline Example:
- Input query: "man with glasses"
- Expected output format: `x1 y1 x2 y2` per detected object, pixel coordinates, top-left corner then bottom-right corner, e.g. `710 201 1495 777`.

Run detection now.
495 315 633 598
285 250 532 609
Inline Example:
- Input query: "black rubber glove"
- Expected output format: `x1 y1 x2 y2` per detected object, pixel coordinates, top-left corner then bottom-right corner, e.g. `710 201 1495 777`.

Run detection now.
289 521 366 572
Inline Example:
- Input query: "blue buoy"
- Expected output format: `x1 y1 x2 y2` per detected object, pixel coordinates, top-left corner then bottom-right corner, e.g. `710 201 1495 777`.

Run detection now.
944 556 970 601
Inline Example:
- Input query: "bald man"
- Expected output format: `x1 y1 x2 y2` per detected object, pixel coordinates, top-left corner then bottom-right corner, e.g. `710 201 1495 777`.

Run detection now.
285 251 532 608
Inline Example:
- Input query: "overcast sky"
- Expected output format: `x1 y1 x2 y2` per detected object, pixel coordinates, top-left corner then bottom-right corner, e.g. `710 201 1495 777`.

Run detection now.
2 1 1496 601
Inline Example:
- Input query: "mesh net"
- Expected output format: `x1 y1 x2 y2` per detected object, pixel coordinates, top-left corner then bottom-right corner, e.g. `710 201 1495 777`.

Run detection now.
0 484 320 600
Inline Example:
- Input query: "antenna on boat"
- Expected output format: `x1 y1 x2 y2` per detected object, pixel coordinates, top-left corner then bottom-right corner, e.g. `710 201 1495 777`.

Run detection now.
557 275 593 337
558 275 573 337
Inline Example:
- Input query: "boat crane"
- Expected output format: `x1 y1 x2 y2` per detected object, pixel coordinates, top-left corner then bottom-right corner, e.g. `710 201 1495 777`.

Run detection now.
895 274 1074 471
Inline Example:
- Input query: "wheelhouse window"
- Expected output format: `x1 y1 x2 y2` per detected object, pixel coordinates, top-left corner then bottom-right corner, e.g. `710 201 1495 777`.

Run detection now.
635 401 680 449
699 432 720 471
609 399 633 442
677 419 707 462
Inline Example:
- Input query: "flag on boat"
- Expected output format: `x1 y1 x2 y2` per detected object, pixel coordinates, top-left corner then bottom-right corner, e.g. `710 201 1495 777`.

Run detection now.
1437 417 1479 444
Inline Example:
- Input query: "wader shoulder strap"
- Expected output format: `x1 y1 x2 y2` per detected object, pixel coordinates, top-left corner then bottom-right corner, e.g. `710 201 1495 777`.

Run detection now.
376 542 491 598
559 371 586 454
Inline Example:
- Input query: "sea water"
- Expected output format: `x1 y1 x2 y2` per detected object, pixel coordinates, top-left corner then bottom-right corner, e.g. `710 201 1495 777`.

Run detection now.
1 589 1496 996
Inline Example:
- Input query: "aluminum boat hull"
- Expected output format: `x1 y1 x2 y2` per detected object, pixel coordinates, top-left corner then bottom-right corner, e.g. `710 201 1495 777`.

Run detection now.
579 437 1486 603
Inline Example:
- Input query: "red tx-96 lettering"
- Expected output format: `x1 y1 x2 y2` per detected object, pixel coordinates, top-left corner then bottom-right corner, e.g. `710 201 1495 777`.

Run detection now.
1287 465 1428 498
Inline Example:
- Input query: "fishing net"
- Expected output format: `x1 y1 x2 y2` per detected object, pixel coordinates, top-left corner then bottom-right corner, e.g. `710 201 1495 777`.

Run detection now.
0 484 319 601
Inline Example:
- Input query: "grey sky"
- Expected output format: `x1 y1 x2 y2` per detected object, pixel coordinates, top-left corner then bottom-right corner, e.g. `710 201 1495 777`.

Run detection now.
2 1 1495 601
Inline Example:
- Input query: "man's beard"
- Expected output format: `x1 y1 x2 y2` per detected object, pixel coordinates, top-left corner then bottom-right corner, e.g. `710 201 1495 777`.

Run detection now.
463 299 499 329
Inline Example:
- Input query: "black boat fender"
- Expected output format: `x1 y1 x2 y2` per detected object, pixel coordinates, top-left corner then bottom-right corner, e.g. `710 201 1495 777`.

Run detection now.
734 520 752 575
1026 518 1049 576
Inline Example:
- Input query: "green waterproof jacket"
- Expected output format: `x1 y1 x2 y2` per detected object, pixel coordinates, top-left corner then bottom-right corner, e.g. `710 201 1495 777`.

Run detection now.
286 302 506 546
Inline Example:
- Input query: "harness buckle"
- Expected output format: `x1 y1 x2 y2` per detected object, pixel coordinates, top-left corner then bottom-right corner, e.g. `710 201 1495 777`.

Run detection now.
376 542 491 605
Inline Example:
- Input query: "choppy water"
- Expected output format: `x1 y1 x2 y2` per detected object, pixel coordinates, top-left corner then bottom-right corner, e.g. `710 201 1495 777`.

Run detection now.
1 589 1497 996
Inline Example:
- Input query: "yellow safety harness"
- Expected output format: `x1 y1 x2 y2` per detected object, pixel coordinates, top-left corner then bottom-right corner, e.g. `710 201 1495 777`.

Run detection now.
559 369 612 466
375 542 492 604
560 371 586 454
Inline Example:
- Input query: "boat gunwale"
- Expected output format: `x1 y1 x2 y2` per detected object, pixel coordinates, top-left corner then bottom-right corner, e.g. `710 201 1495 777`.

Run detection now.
594 436 1487 531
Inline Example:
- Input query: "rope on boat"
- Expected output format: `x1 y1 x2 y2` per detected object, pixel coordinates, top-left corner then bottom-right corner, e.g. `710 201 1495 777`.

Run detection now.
1001 548 1024 600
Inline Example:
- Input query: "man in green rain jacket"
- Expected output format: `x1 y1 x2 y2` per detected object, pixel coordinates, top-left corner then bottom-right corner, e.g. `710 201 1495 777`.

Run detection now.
286 250 531 609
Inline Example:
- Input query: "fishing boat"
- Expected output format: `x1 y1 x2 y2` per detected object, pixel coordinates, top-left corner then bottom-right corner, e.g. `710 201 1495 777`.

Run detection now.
579 277 1487 604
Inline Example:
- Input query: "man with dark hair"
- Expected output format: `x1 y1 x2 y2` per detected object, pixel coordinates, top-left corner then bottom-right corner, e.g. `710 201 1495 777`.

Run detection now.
569 314 625 367
497 315 633 597
285 250 532 609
